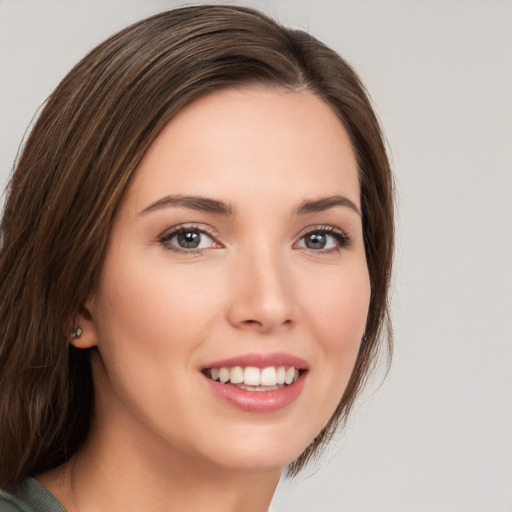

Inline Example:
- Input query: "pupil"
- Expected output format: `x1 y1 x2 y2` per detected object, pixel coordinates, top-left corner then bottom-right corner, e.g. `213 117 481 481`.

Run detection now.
178 231 200 248
306 233 326 249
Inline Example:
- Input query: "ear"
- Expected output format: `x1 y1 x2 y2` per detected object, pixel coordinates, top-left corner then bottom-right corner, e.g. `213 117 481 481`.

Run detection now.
69 297 99 349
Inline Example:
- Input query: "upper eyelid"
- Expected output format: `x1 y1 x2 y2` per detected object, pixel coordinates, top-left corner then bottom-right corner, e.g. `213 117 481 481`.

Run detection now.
159 223 219 239
160 223 347 236
294 224 349 239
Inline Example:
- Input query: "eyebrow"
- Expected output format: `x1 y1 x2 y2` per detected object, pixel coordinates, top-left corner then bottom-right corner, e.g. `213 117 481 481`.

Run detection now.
139 194 233 216
294 195 361 216
139 193 360 217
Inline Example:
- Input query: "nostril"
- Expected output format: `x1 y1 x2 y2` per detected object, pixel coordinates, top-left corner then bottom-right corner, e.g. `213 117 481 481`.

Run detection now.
243 319 262 326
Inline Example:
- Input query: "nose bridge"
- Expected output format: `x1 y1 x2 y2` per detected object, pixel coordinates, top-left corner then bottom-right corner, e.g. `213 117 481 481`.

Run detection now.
228 238 295 332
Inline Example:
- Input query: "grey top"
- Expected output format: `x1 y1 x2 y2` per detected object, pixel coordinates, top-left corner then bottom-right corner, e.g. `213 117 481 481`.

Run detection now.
0 478 276 511
0 478 66 512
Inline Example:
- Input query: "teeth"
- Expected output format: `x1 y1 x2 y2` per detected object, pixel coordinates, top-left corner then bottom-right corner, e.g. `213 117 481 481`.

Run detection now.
261 367 277 386
276 366 286 385
207 365 301 387
285 367 295 385
229 366 244 384
236 383 282 392
219 367 230 384
244 367 261 386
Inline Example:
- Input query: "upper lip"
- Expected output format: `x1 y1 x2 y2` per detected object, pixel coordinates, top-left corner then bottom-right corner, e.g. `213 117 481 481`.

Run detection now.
202 352 308 370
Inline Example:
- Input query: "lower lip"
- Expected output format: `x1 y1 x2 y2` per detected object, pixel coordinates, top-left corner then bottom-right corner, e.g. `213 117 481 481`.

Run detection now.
203 373 307 413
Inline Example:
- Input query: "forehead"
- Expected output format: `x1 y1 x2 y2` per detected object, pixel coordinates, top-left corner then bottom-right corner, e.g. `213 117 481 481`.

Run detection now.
125 86 360 212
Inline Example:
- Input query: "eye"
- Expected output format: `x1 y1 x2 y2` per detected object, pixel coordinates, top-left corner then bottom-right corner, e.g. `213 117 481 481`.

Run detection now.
159 225 220 252
295 226 351 252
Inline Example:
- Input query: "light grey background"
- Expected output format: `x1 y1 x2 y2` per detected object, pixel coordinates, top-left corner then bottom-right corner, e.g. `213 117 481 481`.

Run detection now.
1 1 511 511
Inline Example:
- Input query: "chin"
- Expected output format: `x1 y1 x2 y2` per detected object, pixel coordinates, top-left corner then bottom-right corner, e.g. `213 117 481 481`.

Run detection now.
188 423 317 473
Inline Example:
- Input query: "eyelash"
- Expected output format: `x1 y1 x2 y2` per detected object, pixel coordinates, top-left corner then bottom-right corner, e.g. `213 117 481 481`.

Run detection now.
158 224 351 255
295 225 352 253
158 224 219 254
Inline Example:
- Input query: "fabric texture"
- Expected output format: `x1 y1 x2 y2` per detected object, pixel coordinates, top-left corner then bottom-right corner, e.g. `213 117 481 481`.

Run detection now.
0 478 275 511
0 478 66 512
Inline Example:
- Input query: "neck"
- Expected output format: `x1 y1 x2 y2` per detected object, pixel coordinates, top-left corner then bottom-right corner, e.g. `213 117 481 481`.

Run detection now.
40 413 281 512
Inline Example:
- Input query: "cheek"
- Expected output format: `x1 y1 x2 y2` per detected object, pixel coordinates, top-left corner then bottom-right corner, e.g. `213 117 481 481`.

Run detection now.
96 253 221 355
299 262 371 411
90 254 225 438
303 263 371 348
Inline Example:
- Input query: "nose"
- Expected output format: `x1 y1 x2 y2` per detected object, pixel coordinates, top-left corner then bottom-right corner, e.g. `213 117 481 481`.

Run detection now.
226 245 296 334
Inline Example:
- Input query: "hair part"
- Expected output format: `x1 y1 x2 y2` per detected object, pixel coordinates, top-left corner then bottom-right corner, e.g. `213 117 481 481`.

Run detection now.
0 4 393 485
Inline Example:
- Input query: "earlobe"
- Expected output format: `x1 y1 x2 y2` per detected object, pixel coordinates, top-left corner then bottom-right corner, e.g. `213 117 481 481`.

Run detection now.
69 300 99 349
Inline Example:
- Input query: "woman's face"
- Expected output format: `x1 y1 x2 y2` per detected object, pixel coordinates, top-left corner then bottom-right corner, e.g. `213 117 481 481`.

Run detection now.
82 87 370 472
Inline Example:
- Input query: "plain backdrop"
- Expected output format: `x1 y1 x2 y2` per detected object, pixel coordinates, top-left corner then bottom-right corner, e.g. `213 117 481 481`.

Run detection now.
1 1 511 511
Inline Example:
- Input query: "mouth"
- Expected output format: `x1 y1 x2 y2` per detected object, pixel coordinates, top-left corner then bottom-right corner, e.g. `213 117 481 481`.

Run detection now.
202 365 303 391
201 353 308 412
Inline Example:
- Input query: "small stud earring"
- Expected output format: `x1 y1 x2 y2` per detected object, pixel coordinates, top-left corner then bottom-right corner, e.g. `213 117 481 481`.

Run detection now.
70 327 83 340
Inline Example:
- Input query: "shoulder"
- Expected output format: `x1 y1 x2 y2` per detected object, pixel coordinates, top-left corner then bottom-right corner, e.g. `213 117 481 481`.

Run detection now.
0 487 29 512
0 479 66 512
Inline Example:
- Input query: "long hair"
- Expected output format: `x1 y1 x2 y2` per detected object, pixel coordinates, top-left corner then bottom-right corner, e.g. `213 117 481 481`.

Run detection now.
0 4 393 485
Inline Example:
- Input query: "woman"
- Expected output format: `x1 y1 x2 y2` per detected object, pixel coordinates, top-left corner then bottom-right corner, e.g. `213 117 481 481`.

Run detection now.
0 5 393 511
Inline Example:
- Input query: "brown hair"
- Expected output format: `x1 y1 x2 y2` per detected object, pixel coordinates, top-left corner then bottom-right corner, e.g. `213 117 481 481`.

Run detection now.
0 4 393 485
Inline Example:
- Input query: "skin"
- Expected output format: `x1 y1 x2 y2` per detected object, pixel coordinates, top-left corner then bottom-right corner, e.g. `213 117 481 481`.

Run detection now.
40 87 371 512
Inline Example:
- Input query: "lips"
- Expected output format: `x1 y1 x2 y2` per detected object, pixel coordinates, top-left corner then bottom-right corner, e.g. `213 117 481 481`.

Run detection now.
201 352 308 412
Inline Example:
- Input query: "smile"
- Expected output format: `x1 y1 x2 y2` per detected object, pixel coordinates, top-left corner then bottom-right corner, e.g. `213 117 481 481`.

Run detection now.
201 353 308 412
203 366 301 390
